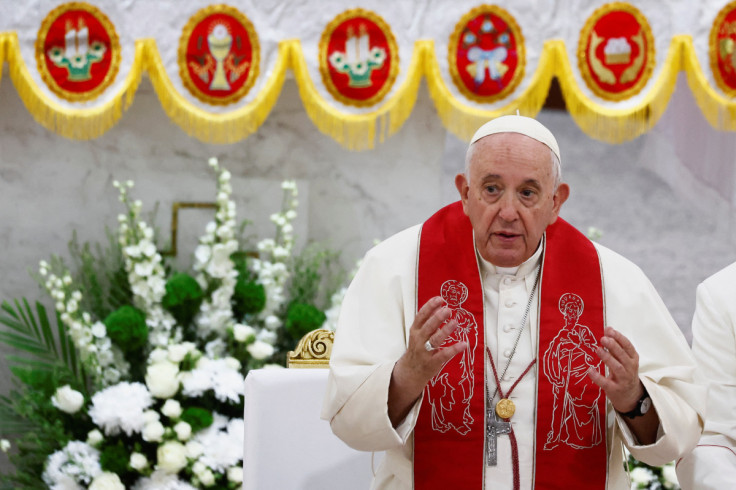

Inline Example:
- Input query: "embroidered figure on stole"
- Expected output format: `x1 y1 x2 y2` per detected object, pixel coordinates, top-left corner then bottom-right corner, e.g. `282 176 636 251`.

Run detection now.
426 280 478 435
542 293 603 449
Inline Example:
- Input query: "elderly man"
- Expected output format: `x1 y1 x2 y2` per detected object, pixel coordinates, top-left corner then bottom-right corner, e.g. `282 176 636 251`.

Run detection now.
321 115 703 489
676 262 736 489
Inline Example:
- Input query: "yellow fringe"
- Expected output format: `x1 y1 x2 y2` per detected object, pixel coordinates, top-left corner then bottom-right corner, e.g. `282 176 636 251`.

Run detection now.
424 39 556 142
289 39 423 151
680 34 736 131
3 30 736 147
4 32 143 140
143 38 287 144
554 38 681 144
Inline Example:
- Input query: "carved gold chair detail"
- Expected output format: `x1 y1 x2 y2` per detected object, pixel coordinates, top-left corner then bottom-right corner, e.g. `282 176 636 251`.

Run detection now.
287 328 334 368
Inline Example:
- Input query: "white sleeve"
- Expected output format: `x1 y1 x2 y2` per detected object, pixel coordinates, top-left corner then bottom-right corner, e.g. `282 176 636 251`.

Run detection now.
676 280 736 489
320 226 421 451
596 245 705 467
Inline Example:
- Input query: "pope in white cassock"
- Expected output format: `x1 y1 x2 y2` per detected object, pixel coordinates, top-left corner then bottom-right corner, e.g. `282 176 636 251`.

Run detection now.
676 262 736 489
321 115 704 489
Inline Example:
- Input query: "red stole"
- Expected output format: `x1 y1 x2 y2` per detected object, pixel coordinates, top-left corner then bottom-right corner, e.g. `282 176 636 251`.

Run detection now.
414 201 607 489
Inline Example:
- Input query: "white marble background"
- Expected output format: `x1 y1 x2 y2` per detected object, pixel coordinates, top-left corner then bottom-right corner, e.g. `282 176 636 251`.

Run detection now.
2 72 736 472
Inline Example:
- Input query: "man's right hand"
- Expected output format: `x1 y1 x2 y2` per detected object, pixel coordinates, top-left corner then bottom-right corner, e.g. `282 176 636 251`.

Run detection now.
388 296 467 427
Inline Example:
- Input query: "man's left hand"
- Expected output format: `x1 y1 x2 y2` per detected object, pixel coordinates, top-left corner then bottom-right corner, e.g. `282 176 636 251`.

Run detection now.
587 326 643 413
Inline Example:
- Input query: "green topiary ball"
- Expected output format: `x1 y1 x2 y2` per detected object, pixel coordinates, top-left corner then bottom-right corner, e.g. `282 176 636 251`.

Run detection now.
180 406 214 433
100 441 130 475
161 273 204 326
284 303 326 340
232 279 266 318
103 305 148 353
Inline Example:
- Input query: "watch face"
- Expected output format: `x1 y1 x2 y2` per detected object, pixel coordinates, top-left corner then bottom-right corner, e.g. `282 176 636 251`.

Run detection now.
640 396 652 415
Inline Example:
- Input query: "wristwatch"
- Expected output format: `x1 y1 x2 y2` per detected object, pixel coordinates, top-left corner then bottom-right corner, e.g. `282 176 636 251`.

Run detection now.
621 386 652 419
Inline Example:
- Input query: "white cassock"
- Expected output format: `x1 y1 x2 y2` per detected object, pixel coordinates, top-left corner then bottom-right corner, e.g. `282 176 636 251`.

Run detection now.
676 262 736 489
321 224 704 490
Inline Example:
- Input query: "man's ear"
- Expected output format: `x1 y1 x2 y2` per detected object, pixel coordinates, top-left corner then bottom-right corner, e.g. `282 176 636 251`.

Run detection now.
455 173 470 214
549 183 570 224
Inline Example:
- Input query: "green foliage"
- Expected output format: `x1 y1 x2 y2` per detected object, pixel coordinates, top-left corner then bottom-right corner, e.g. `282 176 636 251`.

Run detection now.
288 243 344 309
162 273 204 326
284 303 326 341
232 279 266 318
100 440 130 476
104 305 148 353
0 299 87 488
180 406 214 433
66 230 132 321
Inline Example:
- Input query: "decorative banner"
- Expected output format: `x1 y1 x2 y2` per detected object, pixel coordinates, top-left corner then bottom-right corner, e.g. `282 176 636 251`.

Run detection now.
319 8 399 107
710 0 736 96
448 5 525 103
35 2 120 102
578 2 655 101
178 4 260 106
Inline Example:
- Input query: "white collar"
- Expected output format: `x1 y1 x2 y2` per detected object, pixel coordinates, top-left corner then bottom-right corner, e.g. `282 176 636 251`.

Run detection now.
477 235 544 278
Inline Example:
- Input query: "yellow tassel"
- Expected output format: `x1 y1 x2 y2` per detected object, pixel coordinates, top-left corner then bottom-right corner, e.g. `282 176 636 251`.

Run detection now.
4 32 143 140
554 38 681 144
289 39 424 151
143 38 287 144
423 39 556 142
680 34 736 131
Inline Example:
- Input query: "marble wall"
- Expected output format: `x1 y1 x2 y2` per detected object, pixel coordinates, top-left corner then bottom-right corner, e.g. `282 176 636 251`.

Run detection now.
2 66 736 472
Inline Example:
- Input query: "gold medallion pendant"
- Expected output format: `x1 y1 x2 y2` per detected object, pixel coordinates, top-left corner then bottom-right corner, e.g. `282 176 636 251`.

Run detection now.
495 398 515 419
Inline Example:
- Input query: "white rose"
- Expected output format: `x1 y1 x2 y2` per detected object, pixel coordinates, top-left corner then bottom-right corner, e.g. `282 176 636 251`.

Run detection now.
174 421 191 441
247 340 275 360
194 245 211 265
185 441 204 459
89 472 125 490
86 429 104 446
51 385 84 414
0 439 10 452
149 348 168 363
130 452 148 471
167 344 188 363
157 441 188 474
143 409 160 423
192 461 206 476
142 421 165 442
225 357 241 370
264 315 280 330
199 468 215 486
233 324 255 342
145 362 180 398
630 467 654 484
227 466 243 483
161 399 182 418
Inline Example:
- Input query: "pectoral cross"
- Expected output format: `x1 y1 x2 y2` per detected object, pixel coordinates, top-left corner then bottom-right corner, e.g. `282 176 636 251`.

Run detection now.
486 407 511 466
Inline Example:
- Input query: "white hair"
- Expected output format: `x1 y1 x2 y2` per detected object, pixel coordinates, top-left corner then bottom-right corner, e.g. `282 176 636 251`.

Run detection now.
464 139 562 189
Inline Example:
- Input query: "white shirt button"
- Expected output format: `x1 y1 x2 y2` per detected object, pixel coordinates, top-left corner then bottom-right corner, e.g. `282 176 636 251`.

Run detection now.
503 324 514 333
503 277 513 285
505 299 516 308
503 349 512 358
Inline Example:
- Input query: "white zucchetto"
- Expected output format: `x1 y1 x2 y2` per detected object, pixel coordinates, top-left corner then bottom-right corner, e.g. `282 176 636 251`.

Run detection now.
470 115 561 164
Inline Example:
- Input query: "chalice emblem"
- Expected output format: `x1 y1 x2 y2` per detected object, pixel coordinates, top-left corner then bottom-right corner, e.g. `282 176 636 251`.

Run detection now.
208 23 232 91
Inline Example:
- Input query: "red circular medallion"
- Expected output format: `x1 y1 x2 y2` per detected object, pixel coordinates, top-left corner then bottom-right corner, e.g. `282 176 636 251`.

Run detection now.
710 1 736 96
449 6 525 102
578 3 655 101
179 5 260 106
320 9 398 107
36 2 120 102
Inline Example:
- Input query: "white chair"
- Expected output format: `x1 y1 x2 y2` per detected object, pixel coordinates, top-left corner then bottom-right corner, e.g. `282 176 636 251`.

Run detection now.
243 330 382 489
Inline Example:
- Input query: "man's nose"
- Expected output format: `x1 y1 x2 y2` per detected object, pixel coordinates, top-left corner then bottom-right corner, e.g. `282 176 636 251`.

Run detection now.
497 193 520 221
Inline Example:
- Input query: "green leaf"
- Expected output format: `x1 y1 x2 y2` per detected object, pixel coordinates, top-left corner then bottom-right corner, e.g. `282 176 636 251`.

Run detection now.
35 301 57 357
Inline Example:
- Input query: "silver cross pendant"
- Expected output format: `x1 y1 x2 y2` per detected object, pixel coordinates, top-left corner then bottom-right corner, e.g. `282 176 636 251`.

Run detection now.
486 407 511 466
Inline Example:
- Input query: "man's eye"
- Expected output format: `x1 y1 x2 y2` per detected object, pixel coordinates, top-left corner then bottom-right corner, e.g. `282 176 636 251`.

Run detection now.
520 189 536 198
485 185 498 194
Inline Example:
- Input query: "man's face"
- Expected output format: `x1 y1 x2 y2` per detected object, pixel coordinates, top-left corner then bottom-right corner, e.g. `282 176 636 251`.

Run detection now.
455 132 569 267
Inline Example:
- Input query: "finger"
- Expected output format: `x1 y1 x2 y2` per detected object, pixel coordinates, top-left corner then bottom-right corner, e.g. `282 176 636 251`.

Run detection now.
430 319 459 348
599 335 633 367
434 340 468 365
605 327 638 360
595 346 626 378
418 306 452 340
587 367 610 391
412 297 445 332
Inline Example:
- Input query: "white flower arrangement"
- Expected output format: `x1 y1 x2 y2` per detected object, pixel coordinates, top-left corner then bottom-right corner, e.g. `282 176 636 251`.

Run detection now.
0 158 347 488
